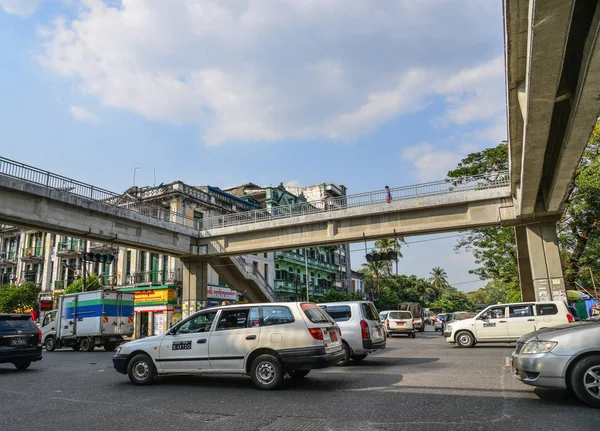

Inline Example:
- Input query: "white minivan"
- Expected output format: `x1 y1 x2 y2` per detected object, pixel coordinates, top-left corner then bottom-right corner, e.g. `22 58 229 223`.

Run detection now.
446 301 575 348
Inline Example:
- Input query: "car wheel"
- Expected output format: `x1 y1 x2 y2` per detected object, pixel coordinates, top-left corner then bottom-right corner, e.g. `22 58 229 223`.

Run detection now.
289 370 310 379
337 342 351 366
569 354 600 408
14 361 31 371
456 331 475 348
250 354 284 390
45 336 56 352
127 354 156 386
352 354 368 362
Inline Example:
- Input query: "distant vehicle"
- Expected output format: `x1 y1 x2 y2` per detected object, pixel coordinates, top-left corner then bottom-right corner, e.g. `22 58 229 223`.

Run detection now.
0 314 42 370
113 302 343 389
446 301 575 348
442 311 476 337
434 313 450 332
319 301 385 365
381 310 416 338
399 303 424 332
42 290 134 352
511 316 600 408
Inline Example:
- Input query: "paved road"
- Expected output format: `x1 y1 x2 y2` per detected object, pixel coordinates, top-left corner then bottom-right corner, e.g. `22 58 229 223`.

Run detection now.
0 327 597 431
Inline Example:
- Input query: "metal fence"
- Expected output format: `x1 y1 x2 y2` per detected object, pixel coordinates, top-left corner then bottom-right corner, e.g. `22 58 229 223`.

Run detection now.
202 171 511 231
0 156 196 229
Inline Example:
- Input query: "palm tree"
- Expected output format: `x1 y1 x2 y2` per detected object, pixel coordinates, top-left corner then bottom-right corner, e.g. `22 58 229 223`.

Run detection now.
428 267 449 297
361 260 388 295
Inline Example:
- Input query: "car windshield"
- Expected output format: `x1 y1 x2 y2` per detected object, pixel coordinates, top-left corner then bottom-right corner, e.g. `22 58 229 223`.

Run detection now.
379 312 388 321
0 315 36 332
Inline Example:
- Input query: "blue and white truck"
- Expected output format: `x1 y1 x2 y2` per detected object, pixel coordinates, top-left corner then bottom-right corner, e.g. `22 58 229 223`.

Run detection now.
41 290 134 352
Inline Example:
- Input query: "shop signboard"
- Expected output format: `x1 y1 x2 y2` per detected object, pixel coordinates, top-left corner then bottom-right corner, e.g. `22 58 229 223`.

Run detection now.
134 288 175 306
207 286 238 301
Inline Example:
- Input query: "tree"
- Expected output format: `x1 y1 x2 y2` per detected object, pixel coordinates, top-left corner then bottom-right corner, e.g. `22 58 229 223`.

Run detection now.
448 141 521 302
0 282 41 313
65 275 102 294
374 237 406 275
429 286 473 312
428 267 449 295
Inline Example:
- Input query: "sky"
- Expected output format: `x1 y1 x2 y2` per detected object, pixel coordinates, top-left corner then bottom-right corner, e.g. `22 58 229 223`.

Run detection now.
0 0 507 292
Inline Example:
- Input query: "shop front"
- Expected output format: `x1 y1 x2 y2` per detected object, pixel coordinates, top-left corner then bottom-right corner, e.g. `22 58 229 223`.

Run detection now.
206 285 239 308
120 285 181 339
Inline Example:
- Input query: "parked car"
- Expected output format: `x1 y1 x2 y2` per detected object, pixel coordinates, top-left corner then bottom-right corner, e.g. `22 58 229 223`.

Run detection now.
381 310 416 338
319 301 385 365
0 314 43 370
113 302 343 390
511 316 600 408
442 311 477 337
446 301 575 348
434 313 450 332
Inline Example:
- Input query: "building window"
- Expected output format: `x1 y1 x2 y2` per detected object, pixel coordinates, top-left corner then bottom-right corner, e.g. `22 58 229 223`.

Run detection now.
140 251 147 272
193 211 203 229
126 251 132 276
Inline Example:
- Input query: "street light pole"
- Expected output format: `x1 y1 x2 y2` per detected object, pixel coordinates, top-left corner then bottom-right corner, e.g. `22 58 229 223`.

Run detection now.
81 238 87 292
305 248 309 301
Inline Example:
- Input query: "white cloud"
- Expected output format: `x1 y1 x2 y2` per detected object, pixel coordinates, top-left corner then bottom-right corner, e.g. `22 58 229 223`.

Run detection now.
402 142 464 182
284 180 301 188
0 0 40 17
38 0 504 146
67 105 99 123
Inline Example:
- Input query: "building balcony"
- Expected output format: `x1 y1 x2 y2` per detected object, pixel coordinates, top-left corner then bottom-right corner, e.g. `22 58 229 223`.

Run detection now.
22 246 44 261
57 241 84 256
275 250 339 272
20 271 40 284
0 251 17 265
122 269 183 287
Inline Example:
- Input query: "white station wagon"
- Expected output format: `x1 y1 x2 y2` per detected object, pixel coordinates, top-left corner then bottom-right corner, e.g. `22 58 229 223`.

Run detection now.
113 302 343 390
446 301 575 348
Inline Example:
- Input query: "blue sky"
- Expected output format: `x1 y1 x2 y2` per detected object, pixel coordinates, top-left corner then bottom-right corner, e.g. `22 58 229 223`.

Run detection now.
0 0 507 291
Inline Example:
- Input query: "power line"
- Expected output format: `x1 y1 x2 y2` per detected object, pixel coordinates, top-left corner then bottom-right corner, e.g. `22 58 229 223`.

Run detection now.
348 233 464 253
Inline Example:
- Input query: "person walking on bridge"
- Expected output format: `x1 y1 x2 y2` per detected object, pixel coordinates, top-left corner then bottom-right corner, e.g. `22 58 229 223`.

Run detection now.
385 186 392 203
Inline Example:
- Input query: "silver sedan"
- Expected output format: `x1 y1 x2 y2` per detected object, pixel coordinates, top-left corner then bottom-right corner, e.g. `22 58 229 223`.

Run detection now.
511 317 600 408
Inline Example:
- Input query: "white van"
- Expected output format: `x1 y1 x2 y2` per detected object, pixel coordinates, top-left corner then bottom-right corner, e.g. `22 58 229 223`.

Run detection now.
446 301 574 347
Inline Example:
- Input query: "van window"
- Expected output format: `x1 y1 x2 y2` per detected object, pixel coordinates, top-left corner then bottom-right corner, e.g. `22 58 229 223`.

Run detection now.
360 302 379 321
536 304 558 316
509 305 533 318
320 305 352 322
0 315 37 331
389 311 412 320
260 306 294 326
302 303 334 324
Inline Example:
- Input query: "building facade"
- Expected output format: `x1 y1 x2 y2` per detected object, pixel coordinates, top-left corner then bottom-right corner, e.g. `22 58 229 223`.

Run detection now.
225 182 351 300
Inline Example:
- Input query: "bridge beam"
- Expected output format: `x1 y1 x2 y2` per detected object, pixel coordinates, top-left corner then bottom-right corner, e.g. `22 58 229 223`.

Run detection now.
515 221 566 302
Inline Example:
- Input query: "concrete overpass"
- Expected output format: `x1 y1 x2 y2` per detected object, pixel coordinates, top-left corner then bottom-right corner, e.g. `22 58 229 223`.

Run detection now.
505 0 600 301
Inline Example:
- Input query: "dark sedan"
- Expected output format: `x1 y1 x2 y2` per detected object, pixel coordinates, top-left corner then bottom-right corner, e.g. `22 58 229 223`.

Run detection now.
0 314 42 370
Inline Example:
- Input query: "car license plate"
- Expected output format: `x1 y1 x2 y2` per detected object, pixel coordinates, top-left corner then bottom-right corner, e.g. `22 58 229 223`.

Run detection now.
10 337 27 346
398 322 405 327
330 331 338 342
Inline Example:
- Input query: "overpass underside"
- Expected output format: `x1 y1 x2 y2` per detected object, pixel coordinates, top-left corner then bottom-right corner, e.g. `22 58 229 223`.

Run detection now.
505 0 600 301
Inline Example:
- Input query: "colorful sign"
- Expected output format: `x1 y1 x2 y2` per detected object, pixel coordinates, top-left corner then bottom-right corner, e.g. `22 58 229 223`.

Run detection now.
134 289 175 306
207 286 238 300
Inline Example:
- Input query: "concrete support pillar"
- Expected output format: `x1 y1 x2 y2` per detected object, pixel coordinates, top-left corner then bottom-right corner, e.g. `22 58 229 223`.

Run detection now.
182 260 208 318
515 222 566 302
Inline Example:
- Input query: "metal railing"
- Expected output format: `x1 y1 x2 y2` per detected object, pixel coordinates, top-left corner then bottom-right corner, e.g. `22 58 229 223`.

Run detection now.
0 156 197 229
0 251 17 262
22 246 44 258
123 269 183 286
57 241 84 254
230 256 279 301
201 171 510 231
275 250 339 272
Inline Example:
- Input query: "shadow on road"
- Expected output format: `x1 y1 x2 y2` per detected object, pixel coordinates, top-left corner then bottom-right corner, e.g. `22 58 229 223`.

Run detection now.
345 356 440 367
533 387 582 406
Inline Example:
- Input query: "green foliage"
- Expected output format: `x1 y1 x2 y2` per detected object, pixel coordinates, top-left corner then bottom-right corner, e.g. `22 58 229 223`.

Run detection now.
429 285 473 312
65 275 102 294
0 282 41 313
312 289 366 303
447 142 509 179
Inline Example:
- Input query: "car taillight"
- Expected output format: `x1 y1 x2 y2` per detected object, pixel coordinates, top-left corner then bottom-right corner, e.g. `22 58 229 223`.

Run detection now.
37 328 42 344
308 328 323 340
386 319 390 327
567 314 574 323
360 320 370 339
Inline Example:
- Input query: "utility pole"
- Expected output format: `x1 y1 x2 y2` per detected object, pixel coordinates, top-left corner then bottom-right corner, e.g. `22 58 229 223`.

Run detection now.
590 267 598 299
81 238 87 292
305 248 309 302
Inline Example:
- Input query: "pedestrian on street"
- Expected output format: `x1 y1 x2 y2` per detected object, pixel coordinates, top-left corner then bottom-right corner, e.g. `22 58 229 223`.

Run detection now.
385 186 392 203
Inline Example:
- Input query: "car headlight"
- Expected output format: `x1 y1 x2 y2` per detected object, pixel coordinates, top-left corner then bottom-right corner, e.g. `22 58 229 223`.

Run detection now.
114 347 122 356
521 340 557 354
446 325 452 332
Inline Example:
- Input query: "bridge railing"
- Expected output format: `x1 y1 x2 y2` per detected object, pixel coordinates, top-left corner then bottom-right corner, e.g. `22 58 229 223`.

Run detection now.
201 171 510 231
0 156 196 228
